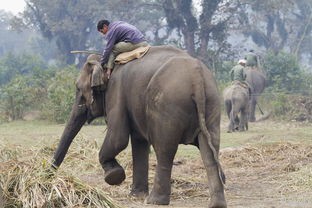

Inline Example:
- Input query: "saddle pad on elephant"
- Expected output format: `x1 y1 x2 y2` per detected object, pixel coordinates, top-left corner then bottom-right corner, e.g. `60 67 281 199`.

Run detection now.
232 80 249 89
115 45 151 64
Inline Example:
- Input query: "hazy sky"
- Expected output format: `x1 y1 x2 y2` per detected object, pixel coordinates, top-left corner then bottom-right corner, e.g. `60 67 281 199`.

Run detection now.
0 0 26 14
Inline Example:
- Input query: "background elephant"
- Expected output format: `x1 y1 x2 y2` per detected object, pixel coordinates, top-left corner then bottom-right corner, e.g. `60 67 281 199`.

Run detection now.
223 83 250 132
51 45 226 207
245 67 266 122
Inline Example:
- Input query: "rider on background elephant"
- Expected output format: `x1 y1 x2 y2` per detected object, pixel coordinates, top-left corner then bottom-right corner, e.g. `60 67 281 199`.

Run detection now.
230 59 247 83
230 59 251 97
245 49 259 68
97 20 148 78
244 49 267 122
224 59 251 132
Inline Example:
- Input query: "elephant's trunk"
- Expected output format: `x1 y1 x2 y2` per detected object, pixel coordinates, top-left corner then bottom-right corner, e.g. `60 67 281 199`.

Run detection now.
52 103 87 168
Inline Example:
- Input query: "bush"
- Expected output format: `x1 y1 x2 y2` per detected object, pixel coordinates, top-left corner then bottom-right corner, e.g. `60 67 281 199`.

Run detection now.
0 75 41 120
40 66 79 123
263 51 311 93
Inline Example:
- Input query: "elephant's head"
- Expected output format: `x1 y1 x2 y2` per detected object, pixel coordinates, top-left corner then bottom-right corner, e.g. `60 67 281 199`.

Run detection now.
51 54 108 169
76 54 108 123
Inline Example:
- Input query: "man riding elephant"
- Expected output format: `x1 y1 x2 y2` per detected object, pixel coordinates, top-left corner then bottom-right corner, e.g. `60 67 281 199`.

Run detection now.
244 50 267 122
230 59 247 83
245 49 259 68
97 20 149 79
230 59 251 96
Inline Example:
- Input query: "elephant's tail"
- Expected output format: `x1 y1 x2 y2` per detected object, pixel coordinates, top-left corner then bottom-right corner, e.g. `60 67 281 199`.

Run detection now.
192 61 226 186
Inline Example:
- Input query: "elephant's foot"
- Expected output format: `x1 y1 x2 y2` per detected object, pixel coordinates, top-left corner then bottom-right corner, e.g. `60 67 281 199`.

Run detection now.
249 117 256 122
103 160 125 185
130 188 148 199
209 193 227 208
145 192 170 205
238 127 246 132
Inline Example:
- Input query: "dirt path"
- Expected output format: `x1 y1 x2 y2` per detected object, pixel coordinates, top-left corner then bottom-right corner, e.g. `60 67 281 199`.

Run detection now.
81 141 312 208
1 119 311 207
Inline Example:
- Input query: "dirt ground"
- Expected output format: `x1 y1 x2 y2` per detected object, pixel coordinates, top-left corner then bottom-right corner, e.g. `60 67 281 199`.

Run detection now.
79 143 312 208
77 120 312 208
1 118 311 208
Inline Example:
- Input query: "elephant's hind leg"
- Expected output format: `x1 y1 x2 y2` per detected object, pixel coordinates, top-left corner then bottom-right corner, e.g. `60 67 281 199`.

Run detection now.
145 144 178 205
198 132 226 208
145 124 179 205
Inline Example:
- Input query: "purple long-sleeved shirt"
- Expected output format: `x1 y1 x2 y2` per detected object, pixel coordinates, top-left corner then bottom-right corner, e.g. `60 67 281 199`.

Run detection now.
100 21 145 66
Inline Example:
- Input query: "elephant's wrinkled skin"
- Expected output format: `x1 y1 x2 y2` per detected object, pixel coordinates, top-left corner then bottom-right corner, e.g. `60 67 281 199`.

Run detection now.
223 83 250 133
52 45 226 207
245 67 266 122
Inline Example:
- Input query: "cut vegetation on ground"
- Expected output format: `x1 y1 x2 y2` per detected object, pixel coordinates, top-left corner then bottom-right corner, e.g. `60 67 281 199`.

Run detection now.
0 119 311 207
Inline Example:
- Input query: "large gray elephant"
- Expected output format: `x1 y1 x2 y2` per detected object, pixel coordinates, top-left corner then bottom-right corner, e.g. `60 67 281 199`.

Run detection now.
245 67 266 122
51 45 227 207
223 82 250 133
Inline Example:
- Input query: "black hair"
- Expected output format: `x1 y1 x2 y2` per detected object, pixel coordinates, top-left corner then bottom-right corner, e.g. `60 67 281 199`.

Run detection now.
97 20 110 31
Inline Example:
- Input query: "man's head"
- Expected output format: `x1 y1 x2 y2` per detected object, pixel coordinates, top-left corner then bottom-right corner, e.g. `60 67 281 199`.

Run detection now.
97 20 110 35
238 59 246 66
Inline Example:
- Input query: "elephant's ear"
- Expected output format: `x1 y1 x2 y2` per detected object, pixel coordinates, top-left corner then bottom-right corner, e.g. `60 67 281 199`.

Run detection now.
88 61 107 90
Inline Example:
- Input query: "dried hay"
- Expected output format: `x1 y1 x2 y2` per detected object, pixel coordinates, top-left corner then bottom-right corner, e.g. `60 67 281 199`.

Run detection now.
0 143 121 208
220 142 312 195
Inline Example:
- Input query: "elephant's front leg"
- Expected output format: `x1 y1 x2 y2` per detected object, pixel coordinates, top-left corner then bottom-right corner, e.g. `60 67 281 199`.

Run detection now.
249 96 257 122
130 136 149 197
99 109 130 185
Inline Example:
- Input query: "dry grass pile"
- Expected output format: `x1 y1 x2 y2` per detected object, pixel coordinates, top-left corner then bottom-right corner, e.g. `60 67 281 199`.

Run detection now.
0 142 121 208
220 142 312 194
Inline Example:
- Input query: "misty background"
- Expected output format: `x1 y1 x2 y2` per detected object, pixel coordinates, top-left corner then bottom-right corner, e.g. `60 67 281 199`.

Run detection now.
0 0 311 123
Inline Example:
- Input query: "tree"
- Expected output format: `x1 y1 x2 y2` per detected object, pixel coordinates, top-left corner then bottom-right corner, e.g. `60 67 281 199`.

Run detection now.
18 0 103 65
160 0 238 67
263 51 306 92
14 0 167 66
238 0 312 64
0 10 37 57
0 53 46 86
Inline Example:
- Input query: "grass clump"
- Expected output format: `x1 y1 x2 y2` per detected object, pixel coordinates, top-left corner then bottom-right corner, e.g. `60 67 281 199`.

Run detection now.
0 144 121 208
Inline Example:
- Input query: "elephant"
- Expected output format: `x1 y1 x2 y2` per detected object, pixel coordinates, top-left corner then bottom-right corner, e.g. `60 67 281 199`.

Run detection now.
223 82 250 133
245 67 266 122
51 45 227 207
0 187 4 208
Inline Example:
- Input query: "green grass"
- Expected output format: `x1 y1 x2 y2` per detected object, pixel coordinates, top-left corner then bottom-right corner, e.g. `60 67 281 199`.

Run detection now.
1 119 311 158
0 120 106 147
220 116 312 147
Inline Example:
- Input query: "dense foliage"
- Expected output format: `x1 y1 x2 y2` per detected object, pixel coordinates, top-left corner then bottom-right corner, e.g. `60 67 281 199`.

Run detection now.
41 66 78 123
0 54 77 123
263 51 312 94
